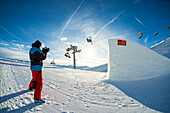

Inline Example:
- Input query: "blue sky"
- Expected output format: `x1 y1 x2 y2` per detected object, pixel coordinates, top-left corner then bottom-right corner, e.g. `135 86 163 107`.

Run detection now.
0 0 170 66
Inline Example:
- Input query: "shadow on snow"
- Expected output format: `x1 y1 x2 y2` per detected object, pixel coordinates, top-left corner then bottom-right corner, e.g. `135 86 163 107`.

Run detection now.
105 73 170 113
0 90 43 112
1 103 42 113
0 90 30 103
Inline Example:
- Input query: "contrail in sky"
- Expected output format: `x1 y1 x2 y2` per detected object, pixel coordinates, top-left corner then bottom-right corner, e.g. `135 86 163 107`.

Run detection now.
93 9 127 40
135 17 146 27
57 0 85 42
144 36 148 45
0 25 25 43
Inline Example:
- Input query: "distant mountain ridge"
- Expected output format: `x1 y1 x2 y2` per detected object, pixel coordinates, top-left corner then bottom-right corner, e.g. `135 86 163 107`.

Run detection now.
83 64 108 72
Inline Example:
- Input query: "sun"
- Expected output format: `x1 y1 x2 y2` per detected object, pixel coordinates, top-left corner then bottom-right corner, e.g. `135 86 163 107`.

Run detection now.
81 45 96 59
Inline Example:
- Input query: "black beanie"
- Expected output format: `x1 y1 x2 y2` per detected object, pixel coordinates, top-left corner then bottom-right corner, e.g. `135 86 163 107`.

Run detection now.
32 40 42 48
35 40 42 47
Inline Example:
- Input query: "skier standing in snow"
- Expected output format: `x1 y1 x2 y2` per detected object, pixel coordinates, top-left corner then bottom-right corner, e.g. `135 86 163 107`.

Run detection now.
28 40 49 103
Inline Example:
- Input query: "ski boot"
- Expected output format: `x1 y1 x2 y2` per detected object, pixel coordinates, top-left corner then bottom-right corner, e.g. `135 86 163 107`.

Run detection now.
34 99 45 103
28 87 35 91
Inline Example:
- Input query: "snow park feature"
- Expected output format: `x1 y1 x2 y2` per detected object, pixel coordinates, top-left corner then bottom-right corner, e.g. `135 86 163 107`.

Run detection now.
108 39 170 112
108 39 170 81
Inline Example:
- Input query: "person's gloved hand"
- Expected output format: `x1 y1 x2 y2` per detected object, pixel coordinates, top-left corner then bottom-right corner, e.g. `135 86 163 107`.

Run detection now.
42 47 50 54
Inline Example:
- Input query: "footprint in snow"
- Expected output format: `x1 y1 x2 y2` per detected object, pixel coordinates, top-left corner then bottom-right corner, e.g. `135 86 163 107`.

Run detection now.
86 105 90 109
61 111 75 113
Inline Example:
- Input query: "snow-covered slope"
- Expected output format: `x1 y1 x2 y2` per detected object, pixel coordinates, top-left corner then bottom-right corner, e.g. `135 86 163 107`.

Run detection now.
150 37 170 58
108 39 170 81
0 57 160 113
107 72 170 113
83 64 108 72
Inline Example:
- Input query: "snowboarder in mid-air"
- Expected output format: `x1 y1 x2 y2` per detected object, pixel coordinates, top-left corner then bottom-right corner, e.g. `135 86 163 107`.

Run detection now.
28 40 50 103
87 36 93 45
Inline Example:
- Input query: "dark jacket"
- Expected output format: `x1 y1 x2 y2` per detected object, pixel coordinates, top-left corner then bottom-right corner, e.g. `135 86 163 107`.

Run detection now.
29 43 46 71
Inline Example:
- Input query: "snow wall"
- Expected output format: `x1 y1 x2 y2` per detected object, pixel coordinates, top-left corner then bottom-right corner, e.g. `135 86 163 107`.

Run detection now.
108 39 170 81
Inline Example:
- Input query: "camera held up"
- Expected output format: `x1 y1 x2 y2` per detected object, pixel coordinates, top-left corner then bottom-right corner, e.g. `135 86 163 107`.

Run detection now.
42 47 50 54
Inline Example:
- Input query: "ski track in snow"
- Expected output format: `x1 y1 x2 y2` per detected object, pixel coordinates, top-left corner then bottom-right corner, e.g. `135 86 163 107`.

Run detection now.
0 58 160 113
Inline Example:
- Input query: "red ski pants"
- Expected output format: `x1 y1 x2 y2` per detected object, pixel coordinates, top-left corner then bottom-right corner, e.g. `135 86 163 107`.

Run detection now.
29 71 43 100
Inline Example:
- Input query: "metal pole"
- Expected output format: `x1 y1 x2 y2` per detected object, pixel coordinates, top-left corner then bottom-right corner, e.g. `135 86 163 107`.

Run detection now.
73 50 76 69
66 45 81 69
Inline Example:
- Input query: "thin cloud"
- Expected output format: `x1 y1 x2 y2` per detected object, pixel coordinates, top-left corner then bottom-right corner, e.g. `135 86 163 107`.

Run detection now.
0 42 10 46
12 43 25 51
26 45 31 48
64 42 71 45
12 43 25 48
0 47 29 61
57 0 85 42
64 42 79 46
60 37 68 41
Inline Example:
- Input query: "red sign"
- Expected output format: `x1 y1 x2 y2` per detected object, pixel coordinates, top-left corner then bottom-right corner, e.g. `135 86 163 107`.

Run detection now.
117 40 126 46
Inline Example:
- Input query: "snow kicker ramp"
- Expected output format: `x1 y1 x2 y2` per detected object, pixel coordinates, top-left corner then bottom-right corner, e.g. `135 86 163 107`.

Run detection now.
108 39 170 81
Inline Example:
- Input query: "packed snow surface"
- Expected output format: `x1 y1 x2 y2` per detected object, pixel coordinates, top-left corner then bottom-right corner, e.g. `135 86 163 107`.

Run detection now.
0 57 165 113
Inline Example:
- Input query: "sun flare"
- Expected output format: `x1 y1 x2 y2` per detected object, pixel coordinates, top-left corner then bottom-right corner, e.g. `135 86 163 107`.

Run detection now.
82 45 96 59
